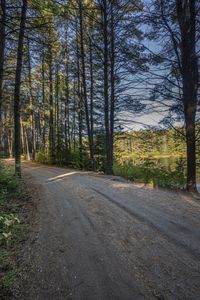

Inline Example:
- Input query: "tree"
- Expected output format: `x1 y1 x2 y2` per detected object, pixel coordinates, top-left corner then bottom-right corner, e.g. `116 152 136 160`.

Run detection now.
0 0 6 122
14 0 28 176
144 0 199 192
176 0 199 192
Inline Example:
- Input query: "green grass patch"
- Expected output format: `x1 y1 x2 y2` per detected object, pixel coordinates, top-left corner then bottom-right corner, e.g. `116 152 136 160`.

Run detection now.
113 159 186 189
1 268 17 288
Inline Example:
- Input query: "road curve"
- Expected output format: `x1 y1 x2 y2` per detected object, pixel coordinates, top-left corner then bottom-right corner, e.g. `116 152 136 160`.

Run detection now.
20 161 200 300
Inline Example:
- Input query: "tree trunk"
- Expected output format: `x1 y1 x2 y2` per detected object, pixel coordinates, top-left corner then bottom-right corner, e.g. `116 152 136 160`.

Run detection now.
110 0 115 173
78 0 94 168
8 128 13 158
27 38 36 160
14 0 27 177
24 126 30 160
79 84 84 169
76 25 83 168
42 53 46 149
0 0 6 122
64 38 70 150
48 50 55 163
102 0 111 174
89 38 94 169
55 64 60 162
176 0 199 192
73 76 76 152
20 119 25 156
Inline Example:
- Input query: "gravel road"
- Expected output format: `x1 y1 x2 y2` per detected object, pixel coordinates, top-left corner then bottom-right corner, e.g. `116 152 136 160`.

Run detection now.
20 161 200 300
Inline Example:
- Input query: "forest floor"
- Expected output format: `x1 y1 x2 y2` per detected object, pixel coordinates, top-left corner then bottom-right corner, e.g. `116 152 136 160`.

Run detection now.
12 160 200 300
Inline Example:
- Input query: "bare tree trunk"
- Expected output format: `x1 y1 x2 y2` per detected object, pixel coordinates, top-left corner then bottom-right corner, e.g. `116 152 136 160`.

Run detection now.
64 38 70 150
14 0 27 176
20 119 25 156
48 49 55 163
42 53 46 149
56 67 59 140
109 0 115 173
79 84 84 169
176 0 199 192
8 128 13 158
27 38 36 160
24 126 30 160
55 64 60 162
89 38 94 169
102 0 111 174
76 25 83 168
0 0 6 122
73 76 76 152
78 0 94 168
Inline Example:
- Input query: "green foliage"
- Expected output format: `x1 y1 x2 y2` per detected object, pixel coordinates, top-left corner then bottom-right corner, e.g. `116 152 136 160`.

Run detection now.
0 214 21 245
0 165 21 215
34 127 199 188
35 147 92 170
114 129 186 164
35 150 51 164
0 268 16 288
0 163 26 289
0 167 19 193
113 158 186 189
66 148 83 169
112 128 193 188
0 151 10 158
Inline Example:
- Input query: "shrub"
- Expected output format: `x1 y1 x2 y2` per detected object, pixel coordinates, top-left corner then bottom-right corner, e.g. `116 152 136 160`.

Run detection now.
35 151 51 164
113 160 186 189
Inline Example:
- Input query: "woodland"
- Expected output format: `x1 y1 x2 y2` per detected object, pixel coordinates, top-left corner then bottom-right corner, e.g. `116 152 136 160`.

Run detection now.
0 0 199 192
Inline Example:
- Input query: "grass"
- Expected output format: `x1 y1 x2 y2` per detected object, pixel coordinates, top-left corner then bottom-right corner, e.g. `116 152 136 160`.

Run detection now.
1 268 17 288
0 162 26 292
113 159 186 189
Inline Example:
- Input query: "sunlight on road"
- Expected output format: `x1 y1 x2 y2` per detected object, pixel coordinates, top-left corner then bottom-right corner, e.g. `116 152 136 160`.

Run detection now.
47 171 79 183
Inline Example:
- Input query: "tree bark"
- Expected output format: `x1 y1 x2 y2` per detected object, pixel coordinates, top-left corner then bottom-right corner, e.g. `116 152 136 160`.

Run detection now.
14 0 27 176
64 35 70 150
109 0 115 173
48 49 55 163
89 38 94 169
24 126 30 160
102 0 112 174
8 128 13 158
42 53 46 149
0 0 6 122
76 23 83 168
55 64 61 163
176 0 199 192
21 119 25 156
27 38 36 160
78 0 94 169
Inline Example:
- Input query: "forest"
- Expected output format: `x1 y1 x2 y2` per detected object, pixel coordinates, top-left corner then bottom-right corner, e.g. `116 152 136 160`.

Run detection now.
1 1 200 298
0 0 199 192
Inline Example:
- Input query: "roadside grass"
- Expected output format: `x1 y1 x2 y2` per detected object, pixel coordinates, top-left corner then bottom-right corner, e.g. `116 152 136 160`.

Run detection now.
113 160 186 189
0 162 27 295
35 149 187 189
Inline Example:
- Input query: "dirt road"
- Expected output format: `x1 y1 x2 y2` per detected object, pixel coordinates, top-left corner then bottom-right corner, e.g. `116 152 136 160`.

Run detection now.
19 161 200 300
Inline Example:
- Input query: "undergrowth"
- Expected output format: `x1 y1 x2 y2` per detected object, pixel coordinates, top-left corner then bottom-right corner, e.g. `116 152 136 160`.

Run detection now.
113 159 186 189
0 162 26 293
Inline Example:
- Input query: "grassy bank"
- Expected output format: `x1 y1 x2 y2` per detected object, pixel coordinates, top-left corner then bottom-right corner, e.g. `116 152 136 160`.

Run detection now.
0 162 27 297
113 160 186 189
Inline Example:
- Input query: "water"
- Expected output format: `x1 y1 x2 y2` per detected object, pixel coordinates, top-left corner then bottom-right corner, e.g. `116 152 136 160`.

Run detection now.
134 156 200 187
